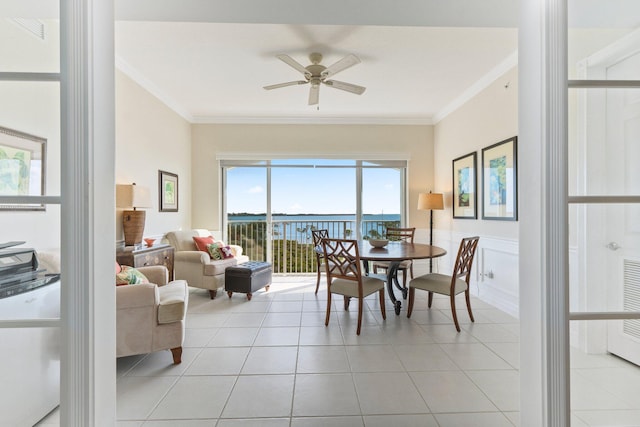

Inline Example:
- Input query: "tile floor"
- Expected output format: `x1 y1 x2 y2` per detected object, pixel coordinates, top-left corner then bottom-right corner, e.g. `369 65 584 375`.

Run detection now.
38 275 640 426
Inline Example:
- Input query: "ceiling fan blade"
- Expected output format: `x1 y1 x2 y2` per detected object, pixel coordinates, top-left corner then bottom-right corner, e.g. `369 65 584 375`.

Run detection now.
308 84 320 105
322 54 361 78
323 80 366 95
276 54 311 77
263 80 308 90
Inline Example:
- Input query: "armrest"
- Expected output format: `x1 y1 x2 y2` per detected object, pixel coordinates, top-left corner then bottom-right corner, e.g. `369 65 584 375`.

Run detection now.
174 250 210 265
229 245 243 257
116 283 159 309
137 265 168 286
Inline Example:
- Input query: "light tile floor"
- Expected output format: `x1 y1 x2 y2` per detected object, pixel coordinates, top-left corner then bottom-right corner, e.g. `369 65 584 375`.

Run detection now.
37 275 640 426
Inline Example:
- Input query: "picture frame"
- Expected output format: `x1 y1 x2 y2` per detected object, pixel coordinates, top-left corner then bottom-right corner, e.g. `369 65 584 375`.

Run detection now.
452 151 477 219
0 126 46 211
481 136 518 221
158 170 178 212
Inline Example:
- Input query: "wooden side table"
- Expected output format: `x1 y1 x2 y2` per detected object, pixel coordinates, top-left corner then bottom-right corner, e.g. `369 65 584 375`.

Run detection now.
116 244 175 281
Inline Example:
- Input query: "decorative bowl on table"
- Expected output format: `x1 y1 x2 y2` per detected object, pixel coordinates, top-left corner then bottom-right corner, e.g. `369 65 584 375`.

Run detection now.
144 238 155 247
368 239 389 248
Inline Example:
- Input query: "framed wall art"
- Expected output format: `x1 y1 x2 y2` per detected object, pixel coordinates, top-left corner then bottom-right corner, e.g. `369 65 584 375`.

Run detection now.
481 136 518 221
452 151 477 219
0 126 46 211
158 170 178 212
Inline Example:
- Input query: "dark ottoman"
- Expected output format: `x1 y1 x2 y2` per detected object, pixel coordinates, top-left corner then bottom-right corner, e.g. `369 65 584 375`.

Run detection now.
225 261 272 300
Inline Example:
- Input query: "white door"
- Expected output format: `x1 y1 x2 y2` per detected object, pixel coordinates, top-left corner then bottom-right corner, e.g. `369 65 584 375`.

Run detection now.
605 50 640 364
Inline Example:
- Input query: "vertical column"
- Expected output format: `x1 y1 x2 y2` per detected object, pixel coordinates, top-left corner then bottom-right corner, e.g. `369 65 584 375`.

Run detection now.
519 0 570 425
60 0 116 425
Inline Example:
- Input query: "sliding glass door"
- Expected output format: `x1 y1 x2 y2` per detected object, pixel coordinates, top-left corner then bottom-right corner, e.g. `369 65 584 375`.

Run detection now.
222 158 406 273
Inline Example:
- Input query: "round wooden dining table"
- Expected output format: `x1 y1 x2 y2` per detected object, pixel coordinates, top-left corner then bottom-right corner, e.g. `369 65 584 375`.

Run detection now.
358 240 447 315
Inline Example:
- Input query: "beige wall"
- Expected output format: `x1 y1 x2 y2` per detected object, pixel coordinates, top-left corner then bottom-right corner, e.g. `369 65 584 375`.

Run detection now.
434 66 519 240
115 71 192 241
191 123 434 233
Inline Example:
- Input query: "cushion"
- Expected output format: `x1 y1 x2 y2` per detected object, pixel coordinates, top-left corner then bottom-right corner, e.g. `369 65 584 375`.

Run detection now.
218 245 235 259
193 235 215 252
206 242 224 260
115 261 122 274
116 265 150 286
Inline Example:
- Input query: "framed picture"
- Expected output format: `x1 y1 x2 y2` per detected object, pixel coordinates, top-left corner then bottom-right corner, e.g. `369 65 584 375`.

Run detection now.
159 170 178 212
481 136 518 221
0 126 46 211
452 152 477 219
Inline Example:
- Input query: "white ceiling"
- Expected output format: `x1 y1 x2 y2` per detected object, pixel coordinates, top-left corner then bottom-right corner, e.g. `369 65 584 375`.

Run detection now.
111 0 521 124
110 0 637 124
115 22 518 124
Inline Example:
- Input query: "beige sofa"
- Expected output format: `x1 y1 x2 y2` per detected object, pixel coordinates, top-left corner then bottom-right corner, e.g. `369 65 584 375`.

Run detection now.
165 229 249 298
116 265 188 364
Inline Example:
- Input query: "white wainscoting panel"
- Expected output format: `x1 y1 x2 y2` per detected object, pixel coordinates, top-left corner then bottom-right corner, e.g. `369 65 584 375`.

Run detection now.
418 229 520 318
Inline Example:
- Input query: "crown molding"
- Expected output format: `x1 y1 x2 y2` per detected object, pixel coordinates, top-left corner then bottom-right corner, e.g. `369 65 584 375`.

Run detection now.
115 55 194 122
433 50 518 124
191 115 433 125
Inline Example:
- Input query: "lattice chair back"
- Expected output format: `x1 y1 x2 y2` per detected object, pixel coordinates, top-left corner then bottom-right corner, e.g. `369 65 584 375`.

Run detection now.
451 236 480 284
321 238 362 282
385 227 415 243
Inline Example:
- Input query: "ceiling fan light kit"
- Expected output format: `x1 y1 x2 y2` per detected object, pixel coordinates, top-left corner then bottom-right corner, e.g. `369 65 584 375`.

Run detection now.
264 52 366 106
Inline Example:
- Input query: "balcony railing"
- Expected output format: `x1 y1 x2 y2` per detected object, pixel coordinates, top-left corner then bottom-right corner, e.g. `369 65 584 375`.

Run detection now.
227 219 400 274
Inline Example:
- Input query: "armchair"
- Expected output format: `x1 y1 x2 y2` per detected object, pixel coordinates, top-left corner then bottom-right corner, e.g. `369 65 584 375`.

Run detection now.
116 265 188 364
165 229 249 298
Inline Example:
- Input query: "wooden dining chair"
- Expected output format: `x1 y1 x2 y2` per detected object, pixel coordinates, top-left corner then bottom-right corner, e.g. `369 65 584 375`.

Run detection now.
407 236 480 332
372 227 416 288
311 229 330 294
321 238 387 335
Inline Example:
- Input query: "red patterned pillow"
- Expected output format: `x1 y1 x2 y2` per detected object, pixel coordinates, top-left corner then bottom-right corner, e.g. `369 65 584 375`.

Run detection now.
218 245 235 259
193 235 215 252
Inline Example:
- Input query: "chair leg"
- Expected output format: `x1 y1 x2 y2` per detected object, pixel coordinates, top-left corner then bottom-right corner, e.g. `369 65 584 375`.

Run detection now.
315 268 321 294
465 290 475 323
344 296 350 310
407 287 415 318
325 292 332 327
450 294 461 332
170 347 182 364
379 289 386 320
356 297 363 335
409 264 414 279
428 291 434 308
208 289 217 299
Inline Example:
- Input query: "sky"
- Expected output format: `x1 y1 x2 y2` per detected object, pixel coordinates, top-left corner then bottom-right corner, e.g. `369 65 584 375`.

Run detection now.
226 161 401 215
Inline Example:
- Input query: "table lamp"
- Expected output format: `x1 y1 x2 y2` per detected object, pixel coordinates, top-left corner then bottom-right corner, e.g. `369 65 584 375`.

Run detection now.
418 191 444 272
116 183 152 246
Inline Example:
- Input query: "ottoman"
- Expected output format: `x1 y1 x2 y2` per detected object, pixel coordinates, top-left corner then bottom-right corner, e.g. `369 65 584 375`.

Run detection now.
225 261 272 300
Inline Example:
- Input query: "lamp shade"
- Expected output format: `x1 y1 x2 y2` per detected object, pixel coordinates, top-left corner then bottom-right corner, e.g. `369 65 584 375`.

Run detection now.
116 184 151 209
417 192 444 210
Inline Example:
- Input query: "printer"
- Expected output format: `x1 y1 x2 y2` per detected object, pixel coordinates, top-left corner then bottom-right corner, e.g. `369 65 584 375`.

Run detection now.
0 241 60 299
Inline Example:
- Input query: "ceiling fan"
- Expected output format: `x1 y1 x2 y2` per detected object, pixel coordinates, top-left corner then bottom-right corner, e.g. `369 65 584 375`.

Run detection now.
263 52 366 106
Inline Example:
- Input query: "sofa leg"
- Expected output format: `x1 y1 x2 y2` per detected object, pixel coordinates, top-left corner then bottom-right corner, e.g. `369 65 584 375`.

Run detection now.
170 347 182 364
208 289 217 299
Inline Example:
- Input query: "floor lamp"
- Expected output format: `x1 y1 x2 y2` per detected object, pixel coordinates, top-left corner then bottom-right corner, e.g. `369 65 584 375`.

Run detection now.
418 192 444 272
116 183 152 247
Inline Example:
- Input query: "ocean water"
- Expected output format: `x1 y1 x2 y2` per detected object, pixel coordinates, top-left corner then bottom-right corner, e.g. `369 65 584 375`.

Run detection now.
229 213 400 222
228 213 401 241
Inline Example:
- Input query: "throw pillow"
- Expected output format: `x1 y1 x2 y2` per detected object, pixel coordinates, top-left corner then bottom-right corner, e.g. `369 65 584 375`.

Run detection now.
218 245 235 259
193 235 215 252
116 265 149 286
206 242 224 260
